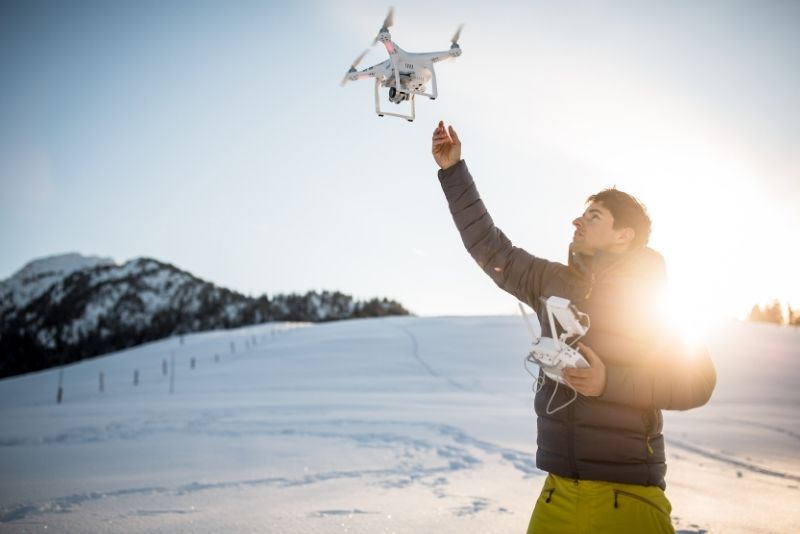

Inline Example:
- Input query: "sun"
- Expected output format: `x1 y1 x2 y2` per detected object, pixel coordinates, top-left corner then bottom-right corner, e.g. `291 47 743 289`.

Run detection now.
657 281 721 350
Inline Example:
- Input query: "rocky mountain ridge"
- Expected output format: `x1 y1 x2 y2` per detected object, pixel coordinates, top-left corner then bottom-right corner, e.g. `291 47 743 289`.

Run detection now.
0 253 409 378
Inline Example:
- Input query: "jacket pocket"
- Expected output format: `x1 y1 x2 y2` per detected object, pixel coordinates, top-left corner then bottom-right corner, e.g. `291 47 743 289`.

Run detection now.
613 489 670 518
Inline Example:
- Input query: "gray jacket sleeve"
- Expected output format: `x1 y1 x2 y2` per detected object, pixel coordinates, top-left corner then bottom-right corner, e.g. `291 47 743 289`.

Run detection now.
599 339 717 411
438 160 562 308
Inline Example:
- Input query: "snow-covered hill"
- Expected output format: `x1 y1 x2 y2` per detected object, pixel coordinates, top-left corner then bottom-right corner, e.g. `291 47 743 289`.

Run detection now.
0 316 797 533
0 253 408 379
0 253 114 313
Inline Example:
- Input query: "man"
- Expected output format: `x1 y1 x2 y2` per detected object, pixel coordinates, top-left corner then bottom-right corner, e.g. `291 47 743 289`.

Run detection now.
431 121 716 533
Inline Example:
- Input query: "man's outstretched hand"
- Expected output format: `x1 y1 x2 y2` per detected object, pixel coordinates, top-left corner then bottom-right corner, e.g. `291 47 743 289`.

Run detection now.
432 120 461 170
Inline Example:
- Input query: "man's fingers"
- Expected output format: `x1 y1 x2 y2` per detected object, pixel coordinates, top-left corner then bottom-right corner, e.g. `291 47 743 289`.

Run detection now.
561 373 587 389
433 122 456 141
578 342 593 357
433 133 452 145
448 125 460 144
578 343 601 365
563 368 592 379
563 376 588 393
562 373 590 385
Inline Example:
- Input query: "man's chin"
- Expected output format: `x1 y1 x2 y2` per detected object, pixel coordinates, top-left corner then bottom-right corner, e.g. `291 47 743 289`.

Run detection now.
570 242 594 256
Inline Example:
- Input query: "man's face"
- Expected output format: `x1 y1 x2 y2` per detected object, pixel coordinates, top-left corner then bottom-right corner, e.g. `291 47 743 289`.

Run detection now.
571 201 630 255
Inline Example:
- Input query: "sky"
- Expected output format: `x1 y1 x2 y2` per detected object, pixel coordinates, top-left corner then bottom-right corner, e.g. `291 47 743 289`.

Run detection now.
1 0 798 323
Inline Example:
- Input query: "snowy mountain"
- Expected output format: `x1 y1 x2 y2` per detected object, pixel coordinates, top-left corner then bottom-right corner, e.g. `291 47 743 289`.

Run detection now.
0 253 115 313
0 253 409 378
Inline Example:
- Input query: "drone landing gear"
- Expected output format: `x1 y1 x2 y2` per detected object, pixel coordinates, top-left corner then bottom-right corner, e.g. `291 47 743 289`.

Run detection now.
374 78 415 121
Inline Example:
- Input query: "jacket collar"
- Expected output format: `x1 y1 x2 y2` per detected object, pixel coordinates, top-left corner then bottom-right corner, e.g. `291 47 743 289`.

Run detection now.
569 246 666 282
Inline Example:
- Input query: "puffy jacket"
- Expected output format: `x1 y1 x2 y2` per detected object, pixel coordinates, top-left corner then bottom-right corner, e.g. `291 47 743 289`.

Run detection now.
438 160 716 489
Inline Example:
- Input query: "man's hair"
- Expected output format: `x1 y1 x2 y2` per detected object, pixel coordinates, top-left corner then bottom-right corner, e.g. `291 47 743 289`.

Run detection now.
587 188 651 248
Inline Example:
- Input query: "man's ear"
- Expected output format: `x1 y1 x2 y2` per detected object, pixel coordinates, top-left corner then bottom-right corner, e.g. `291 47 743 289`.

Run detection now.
617 227 635 247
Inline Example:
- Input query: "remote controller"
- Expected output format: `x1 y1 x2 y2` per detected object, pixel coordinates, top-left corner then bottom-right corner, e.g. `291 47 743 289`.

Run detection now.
519 297 591 386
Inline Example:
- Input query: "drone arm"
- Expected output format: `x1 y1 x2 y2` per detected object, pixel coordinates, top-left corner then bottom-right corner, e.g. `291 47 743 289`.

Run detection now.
376 34 396 54
417 49 461 64
345 70 380 84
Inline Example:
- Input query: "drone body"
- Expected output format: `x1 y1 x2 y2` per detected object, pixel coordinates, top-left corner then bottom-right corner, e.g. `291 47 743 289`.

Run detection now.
341 8 463 121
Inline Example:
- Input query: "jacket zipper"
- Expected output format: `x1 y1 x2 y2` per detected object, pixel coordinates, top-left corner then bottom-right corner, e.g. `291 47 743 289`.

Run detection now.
613 489 670 517
584 273 596 300
643 411 655 456
568 401 577 478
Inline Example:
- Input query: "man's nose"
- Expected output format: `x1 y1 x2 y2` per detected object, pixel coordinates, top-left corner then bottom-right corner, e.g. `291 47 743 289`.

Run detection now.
573 217 583 228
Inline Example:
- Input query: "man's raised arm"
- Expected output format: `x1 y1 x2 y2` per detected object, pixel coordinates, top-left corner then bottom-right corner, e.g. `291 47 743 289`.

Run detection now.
432 121 562 308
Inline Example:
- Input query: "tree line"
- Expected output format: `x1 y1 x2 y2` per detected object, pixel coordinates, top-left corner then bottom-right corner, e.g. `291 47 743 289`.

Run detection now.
747 300 800 326
0 286 409 379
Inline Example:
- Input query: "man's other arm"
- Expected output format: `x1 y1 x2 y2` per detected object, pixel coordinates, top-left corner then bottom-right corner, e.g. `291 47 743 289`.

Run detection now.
599 339 717 411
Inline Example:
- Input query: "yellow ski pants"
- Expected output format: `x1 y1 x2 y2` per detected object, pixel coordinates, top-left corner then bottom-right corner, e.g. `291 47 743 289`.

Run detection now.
526 474 675 534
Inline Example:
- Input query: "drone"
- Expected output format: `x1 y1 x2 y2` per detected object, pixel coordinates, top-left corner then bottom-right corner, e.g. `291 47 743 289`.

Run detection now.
340 7 463 122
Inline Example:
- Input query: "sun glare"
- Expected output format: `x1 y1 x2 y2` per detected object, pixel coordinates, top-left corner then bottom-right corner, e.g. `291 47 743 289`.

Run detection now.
658 283 721 349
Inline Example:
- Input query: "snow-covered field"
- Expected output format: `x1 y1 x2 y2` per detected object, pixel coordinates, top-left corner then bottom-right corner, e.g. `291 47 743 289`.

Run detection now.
0 316 798 533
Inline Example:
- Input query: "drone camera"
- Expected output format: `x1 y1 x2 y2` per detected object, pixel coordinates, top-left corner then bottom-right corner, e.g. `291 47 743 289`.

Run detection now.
388 87 410 104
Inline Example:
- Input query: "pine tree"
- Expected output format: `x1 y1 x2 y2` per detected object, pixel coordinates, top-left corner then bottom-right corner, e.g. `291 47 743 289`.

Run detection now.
748 304 764 323
788 304 799 326
763 299 784 325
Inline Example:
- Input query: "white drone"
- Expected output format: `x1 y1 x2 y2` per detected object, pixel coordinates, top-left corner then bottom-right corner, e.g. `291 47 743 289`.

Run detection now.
340 7 463 122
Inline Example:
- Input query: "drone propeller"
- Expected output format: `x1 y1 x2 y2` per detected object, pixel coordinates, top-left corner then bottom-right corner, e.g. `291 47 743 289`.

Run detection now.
372 6 395 45
451 24 464 48
340 48 370 87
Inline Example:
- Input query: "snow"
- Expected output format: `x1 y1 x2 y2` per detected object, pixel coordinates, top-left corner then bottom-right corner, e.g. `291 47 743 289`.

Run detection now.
0 253 114 313
0 317 798 533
